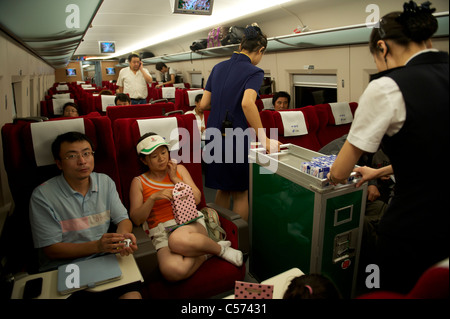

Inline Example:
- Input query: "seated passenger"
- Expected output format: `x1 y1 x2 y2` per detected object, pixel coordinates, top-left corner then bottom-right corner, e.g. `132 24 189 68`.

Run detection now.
99 89 114 95
62 102 80 117
272 91 290 111
185 94 206 147
115 93 131 106
155 62 176 88
283 273 342 299
29 131 141 299
129 132 243 282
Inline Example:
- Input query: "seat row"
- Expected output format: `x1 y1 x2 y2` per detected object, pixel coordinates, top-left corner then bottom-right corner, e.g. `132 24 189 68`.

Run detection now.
1 113 247 299
260 102 358 152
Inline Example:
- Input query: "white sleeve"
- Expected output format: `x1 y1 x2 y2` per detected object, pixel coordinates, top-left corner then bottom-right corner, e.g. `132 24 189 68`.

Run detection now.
347 77 406 153
116 68 125 87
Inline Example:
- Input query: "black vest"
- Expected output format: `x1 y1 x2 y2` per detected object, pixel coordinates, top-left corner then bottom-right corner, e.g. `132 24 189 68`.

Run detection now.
377 51 449 239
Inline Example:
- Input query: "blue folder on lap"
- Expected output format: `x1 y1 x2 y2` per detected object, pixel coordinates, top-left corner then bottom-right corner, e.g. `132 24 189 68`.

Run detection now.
57 254 122 295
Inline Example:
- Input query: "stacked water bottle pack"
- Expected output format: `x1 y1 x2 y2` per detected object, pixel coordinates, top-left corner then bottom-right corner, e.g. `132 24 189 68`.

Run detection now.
300 155 335 179
301 155 356 182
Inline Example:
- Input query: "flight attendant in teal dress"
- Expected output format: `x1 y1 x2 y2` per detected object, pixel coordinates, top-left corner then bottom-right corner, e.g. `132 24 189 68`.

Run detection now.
200 25 281 221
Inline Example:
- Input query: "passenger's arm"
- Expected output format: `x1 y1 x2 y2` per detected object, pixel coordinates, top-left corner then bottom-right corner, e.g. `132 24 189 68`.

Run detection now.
140 66 153 84
43 233 127 260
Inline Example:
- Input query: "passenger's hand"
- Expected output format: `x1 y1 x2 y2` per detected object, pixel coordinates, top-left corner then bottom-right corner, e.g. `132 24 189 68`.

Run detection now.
367 185 381 202
97 233 126 253
118 233 138 256
151 188 173 202
167 159 178 182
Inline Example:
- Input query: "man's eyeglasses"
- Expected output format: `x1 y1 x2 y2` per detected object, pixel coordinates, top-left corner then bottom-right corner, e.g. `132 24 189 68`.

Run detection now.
62 151 95 161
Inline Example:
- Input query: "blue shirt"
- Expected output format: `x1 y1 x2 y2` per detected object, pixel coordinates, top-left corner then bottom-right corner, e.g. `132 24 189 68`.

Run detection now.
29 172 128 271
205 52 264 131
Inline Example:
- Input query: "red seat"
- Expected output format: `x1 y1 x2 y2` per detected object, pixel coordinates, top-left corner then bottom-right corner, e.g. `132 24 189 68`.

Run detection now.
112 114 248 298
261 106 322 151
357 259 449 299
42 98 79 118
255 94 274 111
106 102 176 132
174 88 204 113
1 116 121 273
315 102 358 148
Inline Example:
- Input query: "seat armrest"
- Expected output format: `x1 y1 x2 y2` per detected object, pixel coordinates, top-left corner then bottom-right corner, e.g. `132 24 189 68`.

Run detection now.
206 202 249 255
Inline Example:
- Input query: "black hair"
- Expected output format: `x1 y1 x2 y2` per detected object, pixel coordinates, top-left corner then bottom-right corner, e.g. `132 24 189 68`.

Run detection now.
115 93 131 105
155 62 167 71
272 91 291 106
195 93 203 103
62 102 79 113
240 24 267 53
128 53 140 62
283 273 342 300
51 131 94 160
369 1 437 54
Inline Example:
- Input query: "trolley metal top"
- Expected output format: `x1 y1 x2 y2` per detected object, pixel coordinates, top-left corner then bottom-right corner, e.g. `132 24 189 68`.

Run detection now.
249 143 361 193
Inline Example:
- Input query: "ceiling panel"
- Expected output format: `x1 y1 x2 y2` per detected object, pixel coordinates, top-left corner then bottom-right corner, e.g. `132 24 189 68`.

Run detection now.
0 0 103 68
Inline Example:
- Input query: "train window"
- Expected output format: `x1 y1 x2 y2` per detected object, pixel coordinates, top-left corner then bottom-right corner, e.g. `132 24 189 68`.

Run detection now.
259 76 273 95
293 74 337 108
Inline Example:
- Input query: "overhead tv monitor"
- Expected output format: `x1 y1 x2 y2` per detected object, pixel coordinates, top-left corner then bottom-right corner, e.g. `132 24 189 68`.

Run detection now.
99 41 116 53
66 68 77 76
173 0 213 15
106 67 116 75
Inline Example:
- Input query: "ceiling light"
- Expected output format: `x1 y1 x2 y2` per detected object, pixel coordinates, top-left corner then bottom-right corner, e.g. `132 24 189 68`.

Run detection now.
87 0 292 60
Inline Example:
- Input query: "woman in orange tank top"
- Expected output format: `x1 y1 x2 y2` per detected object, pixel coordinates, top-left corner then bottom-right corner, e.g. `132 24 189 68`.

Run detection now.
129 133 243 282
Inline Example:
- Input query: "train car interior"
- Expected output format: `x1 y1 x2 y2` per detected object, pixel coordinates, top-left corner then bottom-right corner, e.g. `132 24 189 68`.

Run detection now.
0 0 448 307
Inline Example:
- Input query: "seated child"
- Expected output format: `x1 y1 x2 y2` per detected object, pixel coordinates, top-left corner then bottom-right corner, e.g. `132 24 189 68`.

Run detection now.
129 132 243 282
283 273 342 299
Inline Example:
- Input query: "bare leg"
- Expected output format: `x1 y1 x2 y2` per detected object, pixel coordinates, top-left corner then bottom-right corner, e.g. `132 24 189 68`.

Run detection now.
230 190 249 222
215 189 231 210
158 222 243 281
157 246 206 282
168 223 221 257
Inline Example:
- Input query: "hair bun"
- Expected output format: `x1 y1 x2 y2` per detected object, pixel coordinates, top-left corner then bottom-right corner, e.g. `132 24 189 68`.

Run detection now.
244 26 259 40
397 1 437 41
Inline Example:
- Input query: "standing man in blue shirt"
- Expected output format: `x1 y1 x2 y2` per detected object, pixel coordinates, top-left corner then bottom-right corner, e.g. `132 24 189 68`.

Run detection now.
30 131 141 299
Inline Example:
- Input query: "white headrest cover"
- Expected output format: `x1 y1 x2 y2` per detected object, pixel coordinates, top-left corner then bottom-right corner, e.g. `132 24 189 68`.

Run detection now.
279 111 308 137
31 118 85 166
137 117 179 151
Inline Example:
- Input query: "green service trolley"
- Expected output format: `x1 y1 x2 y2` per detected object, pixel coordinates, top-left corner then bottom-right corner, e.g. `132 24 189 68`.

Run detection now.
249 144 367 298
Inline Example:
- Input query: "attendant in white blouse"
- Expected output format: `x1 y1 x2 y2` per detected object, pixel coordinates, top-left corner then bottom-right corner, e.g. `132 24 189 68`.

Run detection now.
327 2 449 294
